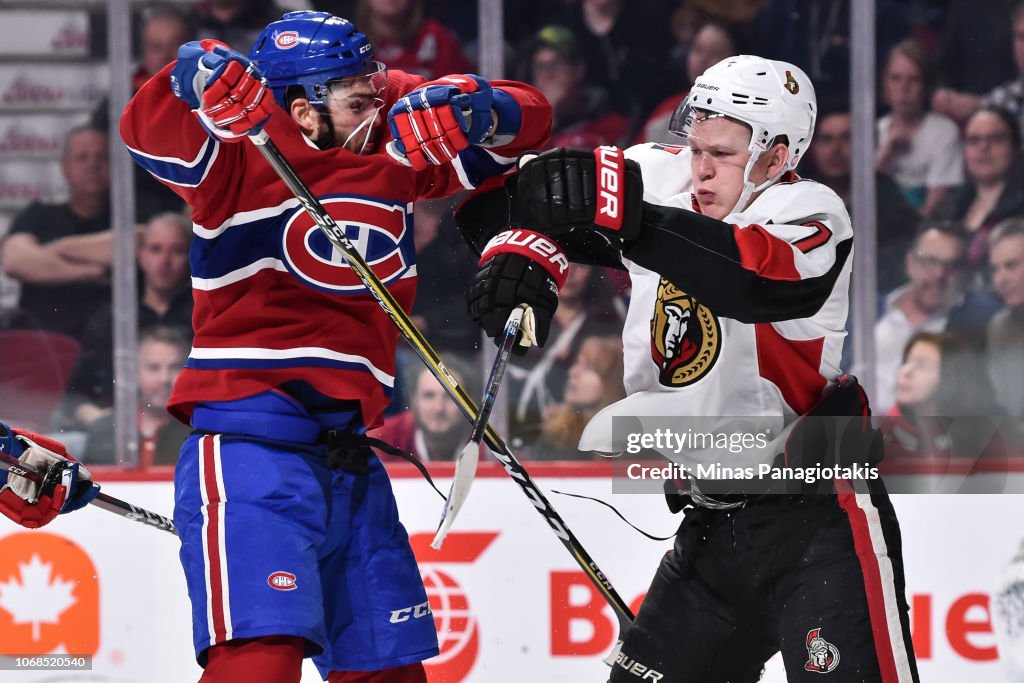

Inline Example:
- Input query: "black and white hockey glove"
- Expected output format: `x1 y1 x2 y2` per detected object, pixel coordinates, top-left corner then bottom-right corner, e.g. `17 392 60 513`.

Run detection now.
467 229 568 355
516 146 645 243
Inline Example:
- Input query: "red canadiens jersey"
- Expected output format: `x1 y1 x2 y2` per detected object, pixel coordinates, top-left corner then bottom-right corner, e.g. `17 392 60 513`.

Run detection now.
120 64 550 427
579 143 853 457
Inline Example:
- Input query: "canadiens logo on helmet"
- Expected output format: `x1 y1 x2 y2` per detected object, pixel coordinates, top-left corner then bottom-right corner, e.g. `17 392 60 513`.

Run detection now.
784 71 800 95
650 279 721 387
268 571 298 590
274 31 299 49
804 628 840 673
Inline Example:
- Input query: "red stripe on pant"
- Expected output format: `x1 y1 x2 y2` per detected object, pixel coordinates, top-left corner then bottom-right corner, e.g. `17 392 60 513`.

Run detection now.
203 435 228 644
837 491 901 682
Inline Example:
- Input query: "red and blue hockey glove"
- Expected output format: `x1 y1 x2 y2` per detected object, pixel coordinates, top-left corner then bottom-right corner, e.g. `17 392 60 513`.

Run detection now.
387 75 494 170
517 147 645 242
467 229 569 355
170 40 276 140
0 423 100 529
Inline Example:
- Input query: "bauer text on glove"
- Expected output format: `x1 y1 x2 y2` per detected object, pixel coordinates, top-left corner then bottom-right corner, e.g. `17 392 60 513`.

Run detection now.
467 229 568 355
516 146 645 241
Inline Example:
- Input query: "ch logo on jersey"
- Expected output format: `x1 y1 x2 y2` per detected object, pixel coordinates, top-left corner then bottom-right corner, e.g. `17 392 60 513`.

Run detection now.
650 278 721 387
267 571 297 591
804 628 840 673
281 196 411 294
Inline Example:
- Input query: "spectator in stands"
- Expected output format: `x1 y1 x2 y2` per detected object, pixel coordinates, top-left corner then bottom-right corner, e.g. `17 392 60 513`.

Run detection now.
932 105 1024 275
135 4 192 91
552 0 671 117
135 212 193 329
371 357 474 461
881 331 1007 461
90 5 188 220
987 219 1024 420
506 264 622 449
193 0 281 51
669 0 769 26
530 335 625 459
748 0 909 103
636 20 739 145
1 124 111 339
983 2 1024 147
354 0 471 78
520 25 630 149
805 100 920 292
81 326 192 466
932 0 1016 125
65 212 194 429
872 222 1000 414
876 39 963 216
91 4 191 120
410 197 477 351
420 0 561 66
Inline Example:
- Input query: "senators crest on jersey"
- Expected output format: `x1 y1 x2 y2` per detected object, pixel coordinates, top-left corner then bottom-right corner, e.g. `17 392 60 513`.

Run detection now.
650 279 721 387
281 195 413 294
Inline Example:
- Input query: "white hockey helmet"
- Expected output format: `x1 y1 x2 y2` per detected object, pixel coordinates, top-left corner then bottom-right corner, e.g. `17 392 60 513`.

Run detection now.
670 55 817 209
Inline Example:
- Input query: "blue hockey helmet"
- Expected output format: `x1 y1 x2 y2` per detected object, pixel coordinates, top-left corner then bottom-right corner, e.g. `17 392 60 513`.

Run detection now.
249 11 385 111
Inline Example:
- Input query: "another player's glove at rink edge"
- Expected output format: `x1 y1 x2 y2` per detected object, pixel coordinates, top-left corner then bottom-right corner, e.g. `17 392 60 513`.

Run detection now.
0 422 100 529
468 230 569 355
517 146 645 243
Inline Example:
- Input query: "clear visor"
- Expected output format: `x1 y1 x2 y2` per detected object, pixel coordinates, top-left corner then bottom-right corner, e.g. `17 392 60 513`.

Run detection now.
325 61 388 101
668 102 750 145
669 103 758 172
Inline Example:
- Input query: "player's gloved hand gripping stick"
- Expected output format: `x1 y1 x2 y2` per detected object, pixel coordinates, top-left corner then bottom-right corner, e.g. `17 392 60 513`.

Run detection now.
246 128 635 631
0 424 176 535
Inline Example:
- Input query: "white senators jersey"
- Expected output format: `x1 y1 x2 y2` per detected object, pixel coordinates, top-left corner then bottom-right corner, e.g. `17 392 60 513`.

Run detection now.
579 143 853 455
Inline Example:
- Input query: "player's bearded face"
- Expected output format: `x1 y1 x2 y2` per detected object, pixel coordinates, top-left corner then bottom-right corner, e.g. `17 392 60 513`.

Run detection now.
323 67 387 154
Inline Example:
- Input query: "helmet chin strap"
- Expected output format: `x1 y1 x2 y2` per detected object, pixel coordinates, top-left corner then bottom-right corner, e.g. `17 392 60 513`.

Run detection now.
731 142 786 215
310 97 385 153
340 97 385 155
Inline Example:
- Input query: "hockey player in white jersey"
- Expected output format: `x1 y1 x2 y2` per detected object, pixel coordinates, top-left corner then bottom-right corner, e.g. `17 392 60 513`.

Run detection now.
458 55 920 682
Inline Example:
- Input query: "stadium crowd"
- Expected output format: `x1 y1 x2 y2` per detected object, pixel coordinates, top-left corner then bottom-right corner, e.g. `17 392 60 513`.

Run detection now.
1 0 1022 466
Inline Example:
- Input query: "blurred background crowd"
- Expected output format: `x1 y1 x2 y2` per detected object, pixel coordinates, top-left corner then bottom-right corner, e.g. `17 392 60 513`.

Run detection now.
1 0 1023 469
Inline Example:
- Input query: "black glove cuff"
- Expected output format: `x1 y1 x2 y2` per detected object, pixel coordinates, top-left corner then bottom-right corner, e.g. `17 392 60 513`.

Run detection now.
517 147 645 243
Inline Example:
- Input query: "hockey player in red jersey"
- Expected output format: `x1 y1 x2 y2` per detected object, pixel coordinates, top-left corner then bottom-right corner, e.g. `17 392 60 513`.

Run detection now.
116 10 553 683
459 56 920 682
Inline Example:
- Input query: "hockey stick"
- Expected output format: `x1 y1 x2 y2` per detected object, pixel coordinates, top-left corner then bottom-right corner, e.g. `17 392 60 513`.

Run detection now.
248 130 634 629
432 304 525 550
0 450 177 536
